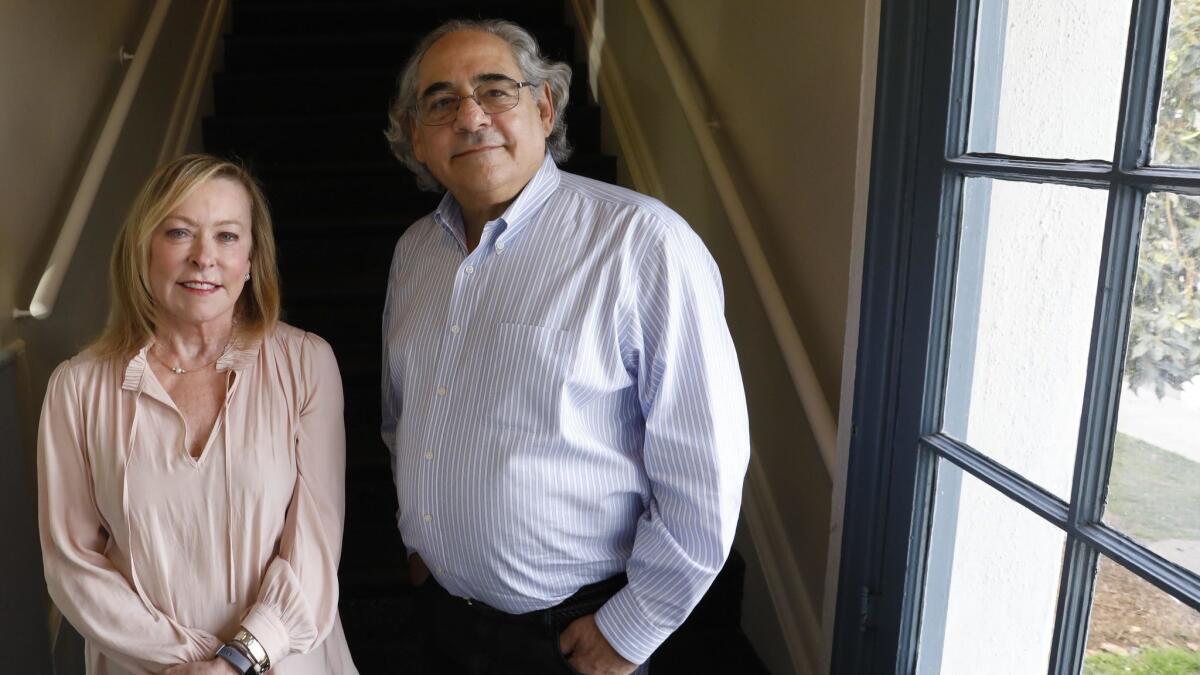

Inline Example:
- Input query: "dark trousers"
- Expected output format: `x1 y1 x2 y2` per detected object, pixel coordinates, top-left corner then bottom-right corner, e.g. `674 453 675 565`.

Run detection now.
419 574 647 675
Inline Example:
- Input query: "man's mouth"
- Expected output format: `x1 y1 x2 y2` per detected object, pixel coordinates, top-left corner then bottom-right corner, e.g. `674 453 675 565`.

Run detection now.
453 144 502 158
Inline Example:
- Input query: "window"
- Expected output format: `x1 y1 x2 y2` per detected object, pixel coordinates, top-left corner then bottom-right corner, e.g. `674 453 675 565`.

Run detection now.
835 0 1200 673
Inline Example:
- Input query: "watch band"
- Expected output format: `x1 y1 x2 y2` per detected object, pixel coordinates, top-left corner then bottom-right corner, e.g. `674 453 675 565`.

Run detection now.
216 643 255 675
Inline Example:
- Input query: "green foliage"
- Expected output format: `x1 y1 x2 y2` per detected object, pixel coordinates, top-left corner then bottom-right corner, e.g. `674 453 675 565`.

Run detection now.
1126 0 1200 397
1083 646 1200 675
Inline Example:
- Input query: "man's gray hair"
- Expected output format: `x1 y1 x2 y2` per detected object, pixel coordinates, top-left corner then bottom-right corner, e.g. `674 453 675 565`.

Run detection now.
384 19 574 192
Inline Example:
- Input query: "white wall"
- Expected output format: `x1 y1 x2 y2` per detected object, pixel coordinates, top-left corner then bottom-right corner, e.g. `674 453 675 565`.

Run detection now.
928 2 1128 672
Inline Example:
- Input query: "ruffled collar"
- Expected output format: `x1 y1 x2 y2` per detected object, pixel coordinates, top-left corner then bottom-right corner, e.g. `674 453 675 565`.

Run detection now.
122 336 262 392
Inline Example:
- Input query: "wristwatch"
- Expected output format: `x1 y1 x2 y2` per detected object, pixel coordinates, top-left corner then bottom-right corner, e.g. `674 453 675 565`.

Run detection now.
216 643 255 675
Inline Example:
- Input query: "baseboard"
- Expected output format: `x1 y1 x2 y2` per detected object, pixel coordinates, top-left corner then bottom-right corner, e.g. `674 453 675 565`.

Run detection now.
158 0 228 163
743 449 823 674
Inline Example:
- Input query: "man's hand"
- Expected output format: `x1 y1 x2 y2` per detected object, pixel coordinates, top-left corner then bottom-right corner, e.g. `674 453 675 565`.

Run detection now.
163 658 238 675
408 552 431 586
558 614 637 675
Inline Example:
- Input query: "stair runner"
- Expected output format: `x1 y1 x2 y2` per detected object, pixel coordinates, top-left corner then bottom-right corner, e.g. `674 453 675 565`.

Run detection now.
204 1 768 672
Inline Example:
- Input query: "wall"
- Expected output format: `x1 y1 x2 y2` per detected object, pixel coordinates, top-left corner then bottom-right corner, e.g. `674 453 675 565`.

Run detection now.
0 1 217 668
926 3 1127 671
0 0 152 350
581 1 875 671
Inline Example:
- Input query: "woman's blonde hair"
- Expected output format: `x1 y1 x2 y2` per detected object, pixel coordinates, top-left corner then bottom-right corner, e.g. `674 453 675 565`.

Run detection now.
90 154 280 359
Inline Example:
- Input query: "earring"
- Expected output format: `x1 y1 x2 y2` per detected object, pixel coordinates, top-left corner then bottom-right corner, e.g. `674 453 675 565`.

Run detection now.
244 272 251 281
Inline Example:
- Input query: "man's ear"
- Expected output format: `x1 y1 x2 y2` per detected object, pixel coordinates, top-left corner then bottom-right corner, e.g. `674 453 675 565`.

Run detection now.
537 81 554 137
409 116 425 163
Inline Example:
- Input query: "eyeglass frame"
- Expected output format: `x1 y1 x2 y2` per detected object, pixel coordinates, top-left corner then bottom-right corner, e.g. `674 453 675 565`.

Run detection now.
414 77 536 126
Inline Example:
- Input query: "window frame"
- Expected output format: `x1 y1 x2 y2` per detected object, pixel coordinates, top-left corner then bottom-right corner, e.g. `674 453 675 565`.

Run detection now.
833 0 1200 673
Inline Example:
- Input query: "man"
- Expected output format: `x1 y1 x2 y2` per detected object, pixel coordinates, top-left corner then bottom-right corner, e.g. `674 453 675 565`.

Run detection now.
380 18 750 675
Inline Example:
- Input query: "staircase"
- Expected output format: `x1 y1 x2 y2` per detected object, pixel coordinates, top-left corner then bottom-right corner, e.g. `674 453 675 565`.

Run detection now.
204 1 767 672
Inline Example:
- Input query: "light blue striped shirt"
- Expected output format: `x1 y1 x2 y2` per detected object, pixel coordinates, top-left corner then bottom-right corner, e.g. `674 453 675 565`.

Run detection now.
381 154 750 664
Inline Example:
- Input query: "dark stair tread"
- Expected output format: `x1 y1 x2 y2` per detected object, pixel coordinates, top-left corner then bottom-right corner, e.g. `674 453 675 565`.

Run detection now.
205 2 761 672
223 29 575 70
231 1 569 34
213 68 590 116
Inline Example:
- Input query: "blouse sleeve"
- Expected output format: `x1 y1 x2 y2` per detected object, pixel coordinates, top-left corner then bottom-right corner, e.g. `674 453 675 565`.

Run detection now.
239 333 346 666
38 361 221 673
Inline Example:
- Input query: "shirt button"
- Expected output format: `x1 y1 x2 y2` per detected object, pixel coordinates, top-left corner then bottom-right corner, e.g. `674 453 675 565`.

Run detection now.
496 242 506 252
464 265 475 274
436 567 444 576
450 324 460 335
424 451 433 460
423 513 432 523
436 386 447 397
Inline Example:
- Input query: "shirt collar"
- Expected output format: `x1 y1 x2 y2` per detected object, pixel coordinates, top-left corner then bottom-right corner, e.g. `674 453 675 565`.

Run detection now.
432 153 561 249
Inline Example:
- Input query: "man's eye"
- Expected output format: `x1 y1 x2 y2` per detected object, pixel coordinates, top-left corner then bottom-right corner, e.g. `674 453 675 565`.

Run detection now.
428 96 457 111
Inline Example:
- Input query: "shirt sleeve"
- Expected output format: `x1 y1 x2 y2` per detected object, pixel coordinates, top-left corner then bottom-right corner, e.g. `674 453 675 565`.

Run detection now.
593 218 751 665
380 243 403 457
239 333 346 666
38 361 222 673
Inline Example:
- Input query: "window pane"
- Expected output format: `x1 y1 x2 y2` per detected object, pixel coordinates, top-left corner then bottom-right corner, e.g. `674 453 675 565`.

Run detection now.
942 178 1107 499
968 0 1131 160
916 459 1066 674
1084 556 1200 673
1107 193 1200 575
1152 0 1200 167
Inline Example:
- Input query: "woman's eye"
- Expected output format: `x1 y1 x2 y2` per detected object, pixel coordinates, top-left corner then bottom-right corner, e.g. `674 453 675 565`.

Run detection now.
218 232 239 243
165 228 190 239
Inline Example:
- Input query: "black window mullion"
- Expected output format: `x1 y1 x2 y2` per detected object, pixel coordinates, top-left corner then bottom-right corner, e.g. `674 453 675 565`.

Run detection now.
1050 1 1170 672
1048 182 1146 675
1075 522 1200 611
919 434 1070 525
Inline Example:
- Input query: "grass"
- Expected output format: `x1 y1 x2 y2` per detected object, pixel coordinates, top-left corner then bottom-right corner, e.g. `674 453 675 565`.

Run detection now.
1106 432 1200 543
1083 646 1200 675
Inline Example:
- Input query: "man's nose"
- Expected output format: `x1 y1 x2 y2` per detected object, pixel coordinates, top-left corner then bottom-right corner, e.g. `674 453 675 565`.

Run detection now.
452 95 491 132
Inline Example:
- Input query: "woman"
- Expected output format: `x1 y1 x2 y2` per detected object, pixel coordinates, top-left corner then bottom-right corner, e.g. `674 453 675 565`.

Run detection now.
38 154 359 674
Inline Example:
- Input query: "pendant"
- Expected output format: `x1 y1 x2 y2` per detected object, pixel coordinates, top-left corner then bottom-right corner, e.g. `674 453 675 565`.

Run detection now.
169 366 186 375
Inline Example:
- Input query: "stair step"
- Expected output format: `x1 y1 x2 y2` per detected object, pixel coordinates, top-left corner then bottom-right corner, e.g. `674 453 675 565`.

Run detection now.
213 68 591 117
231 2 568 38
202 2 762 671
203 105 601 163
223 28 574 71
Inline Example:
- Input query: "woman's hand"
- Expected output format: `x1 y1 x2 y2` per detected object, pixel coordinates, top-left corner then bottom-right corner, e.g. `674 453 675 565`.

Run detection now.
163 658 239 675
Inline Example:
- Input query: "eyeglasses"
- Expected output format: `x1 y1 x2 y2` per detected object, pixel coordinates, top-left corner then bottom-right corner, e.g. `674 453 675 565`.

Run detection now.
416 78 534 126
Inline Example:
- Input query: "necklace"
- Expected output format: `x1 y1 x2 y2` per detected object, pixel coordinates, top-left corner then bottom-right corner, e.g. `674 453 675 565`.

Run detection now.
150 338 233 375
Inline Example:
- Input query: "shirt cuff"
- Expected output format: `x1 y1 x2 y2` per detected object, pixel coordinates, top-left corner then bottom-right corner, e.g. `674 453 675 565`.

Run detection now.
239 603 290 668
593 587 674 665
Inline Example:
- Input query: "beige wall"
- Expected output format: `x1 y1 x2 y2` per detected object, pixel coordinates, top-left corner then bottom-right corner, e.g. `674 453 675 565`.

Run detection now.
0 1 215 665
586 1 873 672
0 0 152 349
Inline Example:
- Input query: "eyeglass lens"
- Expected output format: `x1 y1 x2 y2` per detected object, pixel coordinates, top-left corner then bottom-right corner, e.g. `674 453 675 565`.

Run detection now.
419 79 522 125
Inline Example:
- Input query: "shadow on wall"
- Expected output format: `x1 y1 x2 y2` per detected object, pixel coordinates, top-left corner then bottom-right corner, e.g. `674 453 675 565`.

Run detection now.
0 347 52 673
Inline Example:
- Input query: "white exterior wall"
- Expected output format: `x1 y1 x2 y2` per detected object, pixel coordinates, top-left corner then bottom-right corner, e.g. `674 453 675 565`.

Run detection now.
933 1 1129 672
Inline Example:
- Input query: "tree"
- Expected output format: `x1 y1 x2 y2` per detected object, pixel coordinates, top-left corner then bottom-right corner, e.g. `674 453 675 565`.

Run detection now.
1124 0 1200 398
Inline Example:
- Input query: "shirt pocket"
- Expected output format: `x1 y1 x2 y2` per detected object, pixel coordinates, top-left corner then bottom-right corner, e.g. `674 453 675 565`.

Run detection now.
481 321 575 433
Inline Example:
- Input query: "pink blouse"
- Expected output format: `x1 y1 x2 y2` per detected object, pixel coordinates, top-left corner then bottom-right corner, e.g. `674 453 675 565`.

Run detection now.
38 324 358 674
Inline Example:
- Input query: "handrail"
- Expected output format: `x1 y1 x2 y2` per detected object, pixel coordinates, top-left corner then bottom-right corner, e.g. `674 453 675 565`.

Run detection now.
14 0 172 320
633 0 839 475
